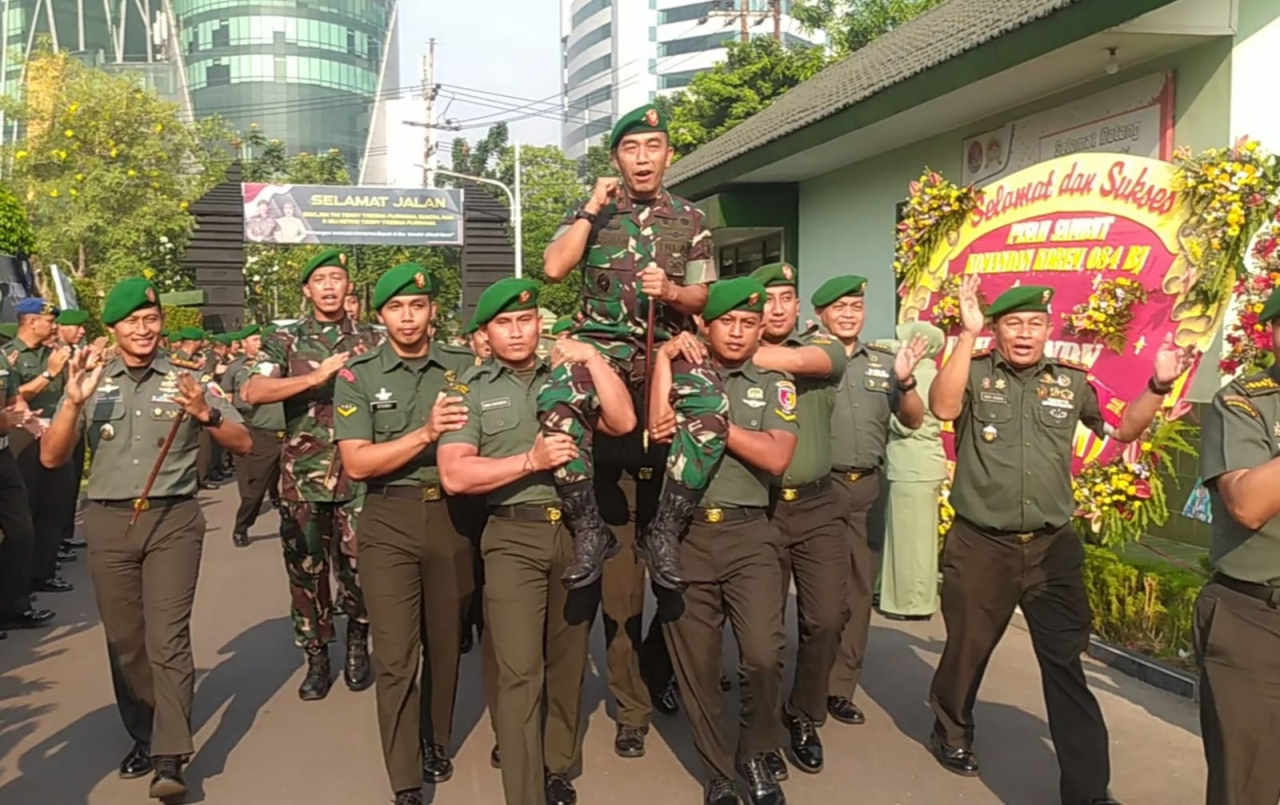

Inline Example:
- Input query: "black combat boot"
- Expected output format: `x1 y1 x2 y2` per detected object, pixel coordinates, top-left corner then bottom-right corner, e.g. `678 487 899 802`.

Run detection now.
298 646 331 701
559 482 619 590
638 483 697 592
344 620 373 691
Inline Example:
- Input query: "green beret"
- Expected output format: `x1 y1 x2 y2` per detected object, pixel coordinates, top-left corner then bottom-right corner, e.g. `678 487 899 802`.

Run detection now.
551 316 574 336
300 248 350 284
610 104 668 150
210 334 231 346
469 278 540 333
56 309 90 326
985 285 1054 319
101 277 161 326
811 275 868 308
263 324 279 336
240 324 262 338
178 326 205 341
703 278 767 322
1259 288 1280 326
750 262 798 288
0 322 16 340
372 263 435 311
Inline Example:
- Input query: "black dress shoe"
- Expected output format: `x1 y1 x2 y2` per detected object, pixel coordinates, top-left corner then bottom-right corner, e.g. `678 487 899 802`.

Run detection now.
490 744 501 769
705 775 740 805
422 742 453 783
149 755 187 800
35 576 74 593
57 549 76 562
0 609 55 629
651 678 679 715
614 724 646 758
232 531 250 548
826 696 865 725
119 742 153 779
738 755 785 805
763 749 789 781
785 709 823 774
64 537 88 549
930 731 980 776
545 772 577 805
394 790 424 805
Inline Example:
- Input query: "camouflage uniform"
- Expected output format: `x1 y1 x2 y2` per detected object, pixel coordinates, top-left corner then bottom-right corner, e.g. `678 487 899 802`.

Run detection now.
257 316 382 648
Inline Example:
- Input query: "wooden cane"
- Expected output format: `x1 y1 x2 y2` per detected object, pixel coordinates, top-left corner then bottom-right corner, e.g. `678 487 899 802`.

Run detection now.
642 300 656 452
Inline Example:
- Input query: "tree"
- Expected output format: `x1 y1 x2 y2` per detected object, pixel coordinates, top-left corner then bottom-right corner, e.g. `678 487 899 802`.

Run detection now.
0 187 34 257
793 0 947 57
447 123 509 183
1 47 233 289
582 135 617 182
665 37 828 158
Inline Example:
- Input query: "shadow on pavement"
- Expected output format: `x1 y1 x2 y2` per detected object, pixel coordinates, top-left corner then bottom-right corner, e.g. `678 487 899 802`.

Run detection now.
0 703 124 805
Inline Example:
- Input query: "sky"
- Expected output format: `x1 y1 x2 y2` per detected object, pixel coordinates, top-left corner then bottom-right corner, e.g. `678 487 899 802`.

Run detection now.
398 0 566 160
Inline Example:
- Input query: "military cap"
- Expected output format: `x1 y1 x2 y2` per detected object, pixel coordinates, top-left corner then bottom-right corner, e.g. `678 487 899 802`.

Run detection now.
55 309 90 326
372 262 435 311
750 262 798 288
703 277 767 322
209 333 230 346
810 275 868 308
551 316 574 335
1259 288 1280 326
263 324 279 336
468 278 540 333
0 322 16 339
610 104 668 150
240 324 262 338
178 326 205 341
985 285 1054 319
101 278 161 326
16 297 58 316
300 248 350 284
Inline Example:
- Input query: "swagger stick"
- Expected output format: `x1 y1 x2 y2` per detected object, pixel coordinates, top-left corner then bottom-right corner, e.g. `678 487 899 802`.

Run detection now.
642 300 656 451
130 413 188 528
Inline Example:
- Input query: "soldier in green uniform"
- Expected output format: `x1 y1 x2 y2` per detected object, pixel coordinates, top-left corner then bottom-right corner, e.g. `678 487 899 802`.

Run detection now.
333 264 476 804
540 104 722 593
439 278 633 805
41 277 251 800
52 308 92 553
225 324 286 547
1197 288 1280 805
646 277 797 805
809 276 925 727
170 327 217 488
7 297 76 594
927 276 1191 804
241 248 383 701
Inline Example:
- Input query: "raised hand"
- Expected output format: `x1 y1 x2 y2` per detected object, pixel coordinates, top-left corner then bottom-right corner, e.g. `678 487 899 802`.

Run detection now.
529 431 578 471
958 274 985 336
171 372 211 421
1152 332 1196 388
586 177 621 213
46 346 71 377
550 338 600 368
64 348 107 405
894 333 930 382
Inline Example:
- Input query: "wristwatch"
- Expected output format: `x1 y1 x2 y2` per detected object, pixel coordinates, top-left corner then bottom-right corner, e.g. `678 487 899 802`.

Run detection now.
574 208 599 226
199 408 224 428
1147 377 1173 396
40 370 53 380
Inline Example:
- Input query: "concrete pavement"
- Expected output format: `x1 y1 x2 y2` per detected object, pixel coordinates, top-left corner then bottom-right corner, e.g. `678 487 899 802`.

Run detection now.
0 484 1206 804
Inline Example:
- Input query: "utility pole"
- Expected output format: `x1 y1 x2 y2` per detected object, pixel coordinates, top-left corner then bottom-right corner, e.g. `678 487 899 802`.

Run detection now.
423 38 436 187
703 1 780 44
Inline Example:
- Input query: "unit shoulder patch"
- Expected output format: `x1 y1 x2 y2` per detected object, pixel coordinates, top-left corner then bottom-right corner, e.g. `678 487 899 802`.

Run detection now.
1221 395 1260 419
1238 374 1280 397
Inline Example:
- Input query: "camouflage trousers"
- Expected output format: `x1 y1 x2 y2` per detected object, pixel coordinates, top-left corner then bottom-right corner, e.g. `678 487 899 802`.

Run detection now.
278 496 367 648
536 337 728 491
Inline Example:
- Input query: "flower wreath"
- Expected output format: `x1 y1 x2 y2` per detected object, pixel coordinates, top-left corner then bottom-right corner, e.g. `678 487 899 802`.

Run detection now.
1061 276 1148 353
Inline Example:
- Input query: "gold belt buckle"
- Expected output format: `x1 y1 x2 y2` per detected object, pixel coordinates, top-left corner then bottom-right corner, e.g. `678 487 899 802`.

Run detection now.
637 467 654 481
1016 532 1034 545
845 471 864 482
781 488 799 502
704 508 724 524
133 498 150 513
546 506 562 523
276 430 286 439
423 485 442 501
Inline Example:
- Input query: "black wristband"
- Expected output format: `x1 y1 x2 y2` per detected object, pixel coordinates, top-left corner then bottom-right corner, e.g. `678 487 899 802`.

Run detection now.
1148 377 1173 396
574 208 598 226
898 376 918 392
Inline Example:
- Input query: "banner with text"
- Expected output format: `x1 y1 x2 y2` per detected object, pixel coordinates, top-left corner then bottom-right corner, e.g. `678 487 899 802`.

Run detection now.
242 184 465 246
901 153 1227 473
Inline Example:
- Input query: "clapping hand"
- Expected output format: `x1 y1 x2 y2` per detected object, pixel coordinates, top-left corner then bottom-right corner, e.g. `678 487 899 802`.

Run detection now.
1152 333 1195 389
958 275 985 336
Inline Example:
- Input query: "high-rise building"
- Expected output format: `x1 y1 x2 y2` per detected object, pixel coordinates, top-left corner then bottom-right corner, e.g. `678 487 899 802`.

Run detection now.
560 0 824 159
0 1 401 176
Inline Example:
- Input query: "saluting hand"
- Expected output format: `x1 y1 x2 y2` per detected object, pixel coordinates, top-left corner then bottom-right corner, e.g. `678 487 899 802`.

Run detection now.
529 432 578 472
1152 332 1196 388
64 347 106 405
958 274 985 336
894 333 930 383
424 391 468 443
171 372 212 421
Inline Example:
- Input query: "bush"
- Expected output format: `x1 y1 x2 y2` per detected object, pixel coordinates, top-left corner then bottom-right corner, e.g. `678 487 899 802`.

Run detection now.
1082 544 1203 665
162 305 202 332
0 186 35 257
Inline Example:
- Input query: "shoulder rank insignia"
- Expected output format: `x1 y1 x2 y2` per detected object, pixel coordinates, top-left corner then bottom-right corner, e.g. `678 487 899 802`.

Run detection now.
866 342 896 355
969 348 992 359
336 404 358 418
1221 395 1260 419
1240 374 1280 396
1056 358 1090 372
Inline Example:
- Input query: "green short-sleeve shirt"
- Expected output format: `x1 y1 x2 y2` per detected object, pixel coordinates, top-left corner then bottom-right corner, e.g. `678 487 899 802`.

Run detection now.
438 359 558 506
702 363 800 508
9 339 65 417
333 342 473 487
949 352 1105 532
774 329 847 487
71 355 243 501
1201 371 1280 585
830 342 901 471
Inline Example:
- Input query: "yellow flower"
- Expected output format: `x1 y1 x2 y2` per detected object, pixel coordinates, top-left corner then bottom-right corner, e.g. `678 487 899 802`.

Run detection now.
74 173 83 181
143 268 155 279
110 148 119 158
127 169 137 177
49 189 59 197
179 201 189 211
69 188 78 197
68 102 79 113
154 123 164 134
15 150 27 160
64 129 75 138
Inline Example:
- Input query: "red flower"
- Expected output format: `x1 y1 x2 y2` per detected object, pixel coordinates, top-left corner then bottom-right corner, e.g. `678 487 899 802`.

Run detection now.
1133 479 1153 500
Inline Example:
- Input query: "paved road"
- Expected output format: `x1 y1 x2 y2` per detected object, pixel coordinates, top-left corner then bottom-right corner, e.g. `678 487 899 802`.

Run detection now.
0 485 1206 804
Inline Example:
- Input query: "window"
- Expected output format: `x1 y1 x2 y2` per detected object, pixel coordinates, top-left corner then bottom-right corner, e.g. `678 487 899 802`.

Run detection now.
659 2 714 25
211 20 229 49
568 84 612 113
568 116 614 147
206 61 230 86
659 69 699 89
649 27 657 42
658 31 733 57
567 54 611 88
571 0 610 29
717 234 782 278
567 22 610 62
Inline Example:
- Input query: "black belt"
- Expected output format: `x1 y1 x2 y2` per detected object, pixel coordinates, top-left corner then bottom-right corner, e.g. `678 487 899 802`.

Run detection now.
370 484 444 502
490 504 563 523
831 467 878 483
97 495 193 511
1213 573 1280 607
697 506 766 524
774 476 833 503
957 516 1060 545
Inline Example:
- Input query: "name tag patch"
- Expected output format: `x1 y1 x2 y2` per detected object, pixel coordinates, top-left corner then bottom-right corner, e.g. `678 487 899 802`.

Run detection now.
979 392 1007 404
1041 397 1073 410
482 397 511 411
865 368 890 379
371 401 398 411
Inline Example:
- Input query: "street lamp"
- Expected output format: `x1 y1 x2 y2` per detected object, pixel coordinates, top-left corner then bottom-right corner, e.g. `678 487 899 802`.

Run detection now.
417 141 523 279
